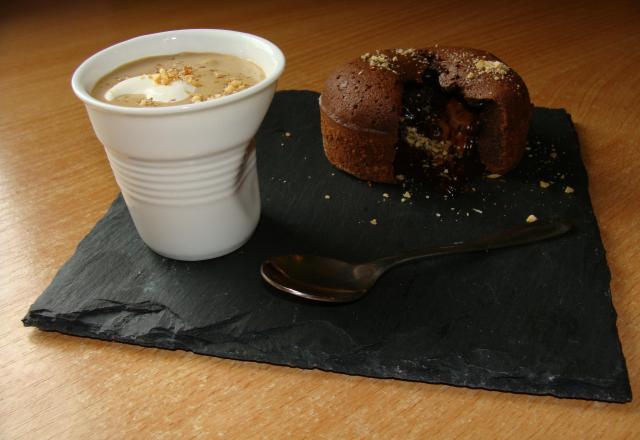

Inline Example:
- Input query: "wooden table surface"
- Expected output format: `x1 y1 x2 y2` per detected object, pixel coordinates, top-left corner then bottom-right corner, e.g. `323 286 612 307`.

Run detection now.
2 0 639 438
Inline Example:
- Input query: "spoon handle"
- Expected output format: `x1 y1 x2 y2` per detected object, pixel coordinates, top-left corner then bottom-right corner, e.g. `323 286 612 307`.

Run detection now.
372 219 573 271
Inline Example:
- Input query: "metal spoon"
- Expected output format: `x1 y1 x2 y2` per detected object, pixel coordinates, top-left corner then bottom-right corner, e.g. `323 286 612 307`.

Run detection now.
260 219 572 303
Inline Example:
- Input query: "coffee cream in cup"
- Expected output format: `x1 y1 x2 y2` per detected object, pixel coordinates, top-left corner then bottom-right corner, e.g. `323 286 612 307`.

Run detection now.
92 52 265 107
72 30 285 261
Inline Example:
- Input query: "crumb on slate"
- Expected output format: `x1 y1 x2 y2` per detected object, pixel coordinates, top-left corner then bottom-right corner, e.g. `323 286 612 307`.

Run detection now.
526 214 538 223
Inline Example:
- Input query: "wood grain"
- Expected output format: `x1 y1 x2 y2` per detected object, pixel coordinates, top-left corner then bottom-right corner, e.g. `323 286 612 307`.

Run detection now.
1 0 639 438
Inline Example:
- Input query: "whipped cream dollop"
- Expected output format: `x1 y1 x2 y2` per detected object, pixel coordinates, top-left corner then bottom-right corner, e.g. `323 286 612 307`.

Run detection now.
104 75 196 103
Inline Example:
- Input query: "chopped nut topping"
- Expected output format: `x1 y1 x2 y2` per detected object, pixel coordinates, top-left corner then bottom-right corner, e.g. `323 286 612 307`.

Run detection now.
403 191 412 199
394 48 416 56
150 65 202 87
151 68 172 85
184 75 201 86
223 79 247 94
370 218 378 225
486 173 502 179
396 174 405 181
473 59 510 79
404 127 451 164
190 94 203 103
152 67 178 85
539 180 551 188
526 214 538 223
382 193 390 198
360 51 397 73
564 186 575 194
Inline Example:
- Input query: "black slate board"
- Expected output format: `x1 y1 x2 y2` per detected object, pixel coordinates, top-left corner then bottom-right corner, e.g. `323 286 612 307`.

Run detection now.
24 90 631 402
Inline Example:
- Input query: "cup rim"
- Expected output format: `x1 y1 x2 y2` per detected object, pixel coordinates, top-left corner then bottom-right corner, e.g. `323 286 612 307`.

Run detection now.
71 29 285 115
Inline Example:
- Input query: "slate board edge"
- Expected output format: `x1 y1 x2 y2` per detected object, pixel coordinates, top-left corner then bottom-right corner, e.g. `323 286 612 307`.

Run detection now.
558 109 632 403
23 311 629 403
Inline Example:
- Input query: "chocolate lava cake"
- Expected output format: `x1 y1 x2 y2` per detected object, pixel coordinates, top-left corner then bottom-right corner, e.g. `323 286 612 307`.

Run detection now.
319 47 532 192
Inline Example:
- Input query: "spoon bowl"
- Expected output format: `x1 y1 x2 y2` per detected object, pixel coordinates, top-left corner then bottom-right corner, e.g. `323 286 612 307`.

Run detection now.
261 255 379 302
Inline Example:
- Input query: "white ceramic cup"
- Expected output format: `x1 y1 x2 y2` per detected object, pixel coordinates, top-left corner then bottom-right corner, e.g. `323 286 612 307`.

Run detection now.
72 29 285 261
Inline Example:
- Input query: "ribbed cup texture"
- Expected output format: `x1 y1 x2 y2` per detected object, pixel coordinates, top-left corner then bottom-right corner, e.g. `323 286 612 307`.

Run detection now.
105 143 256 206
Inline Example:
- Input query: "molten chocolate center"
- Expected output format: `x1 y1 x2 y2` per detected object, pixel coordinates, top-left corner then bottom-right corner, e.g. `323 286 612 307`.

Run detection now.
394 71 483 194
